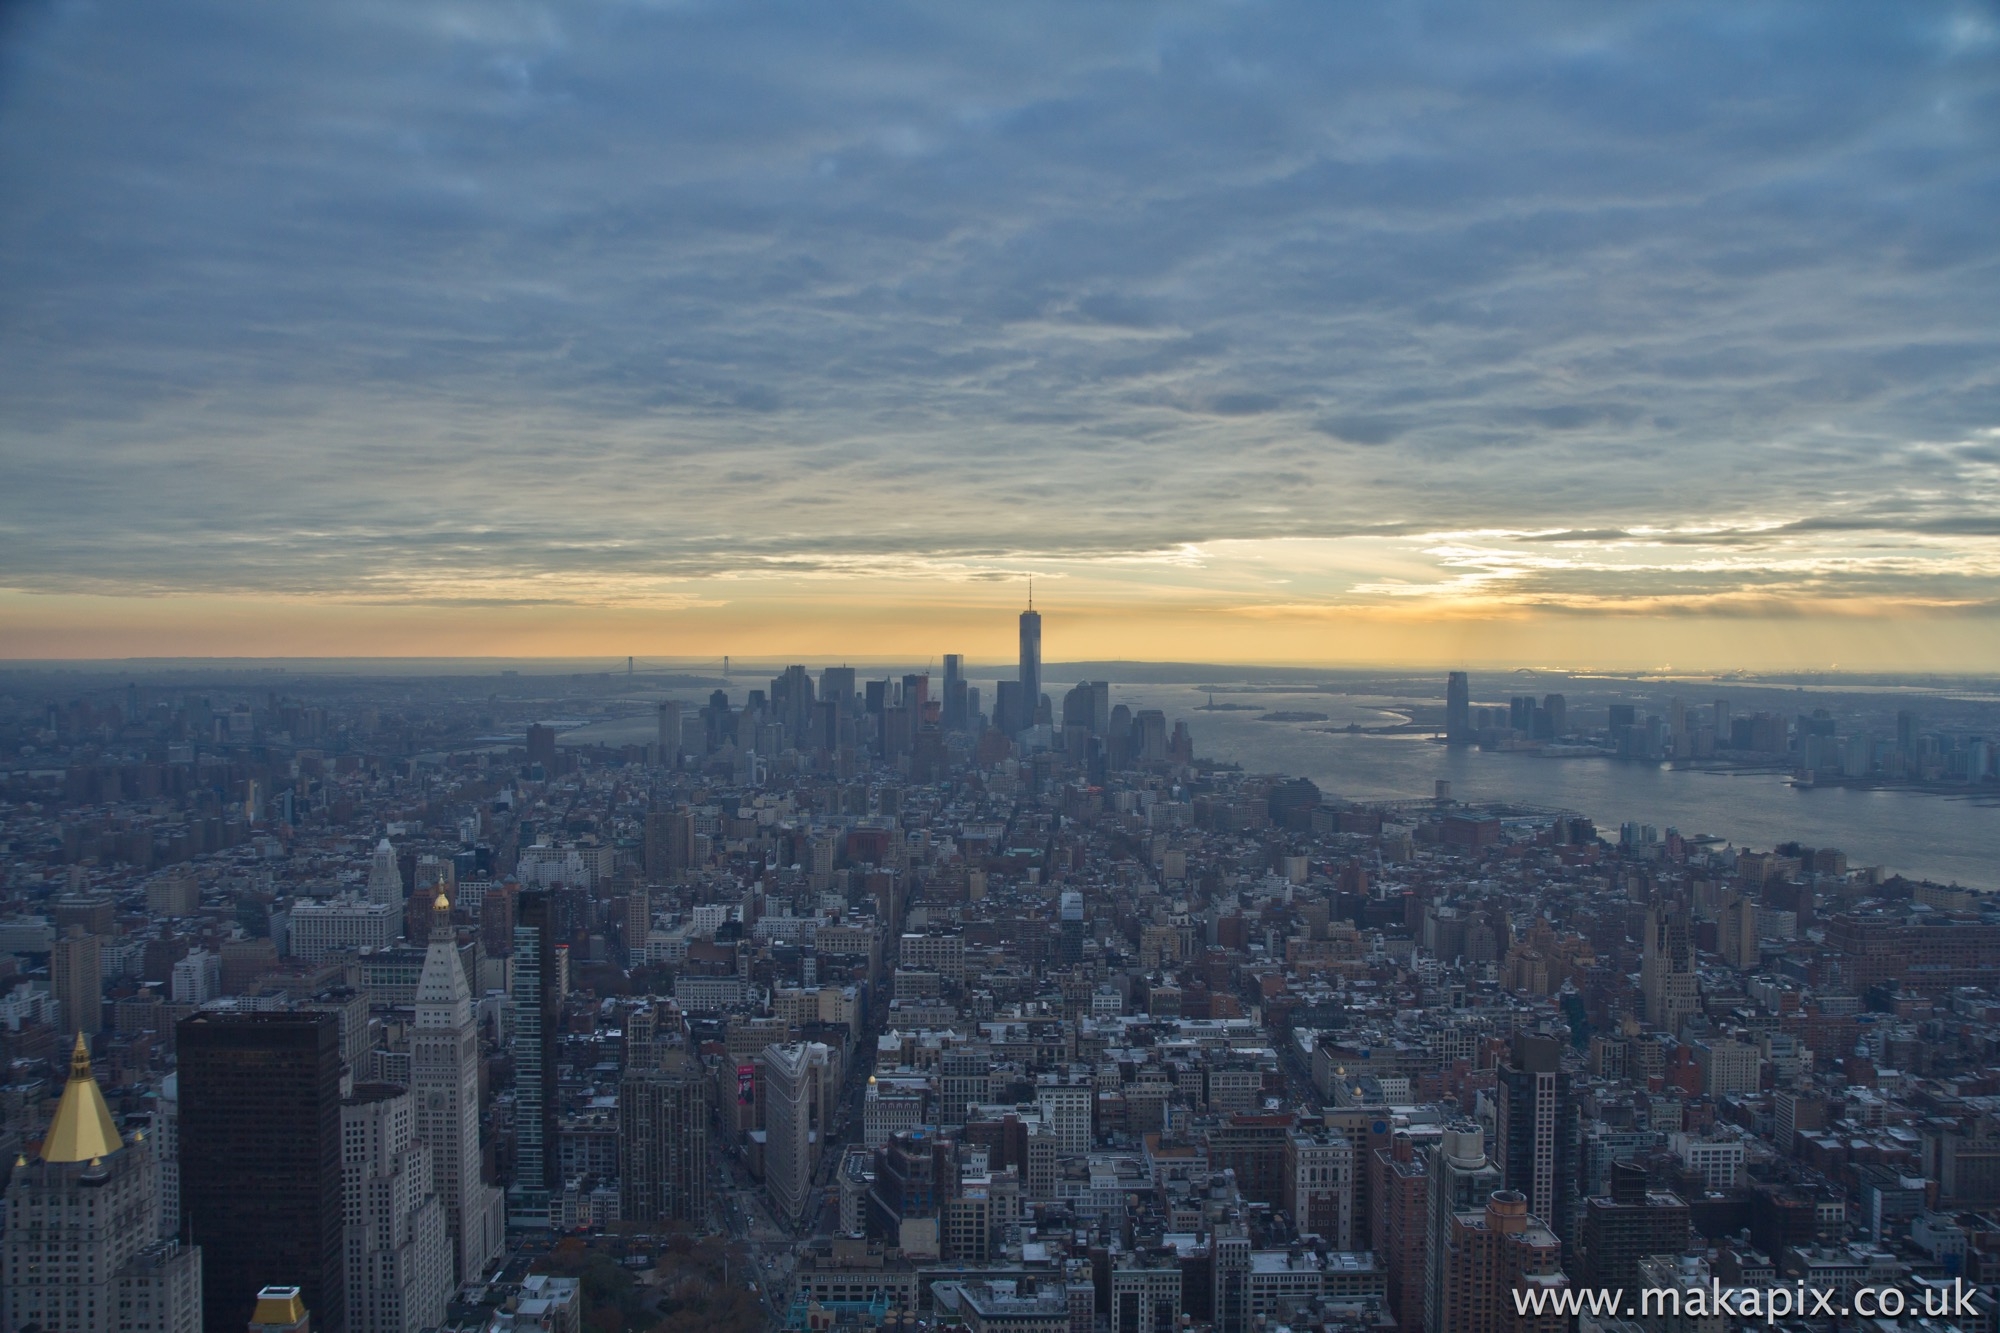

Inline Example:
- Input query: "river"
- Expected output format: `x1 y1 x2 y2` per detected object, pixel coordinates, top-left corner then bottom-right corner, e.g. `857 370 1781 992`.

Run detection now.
1089 681 1997 891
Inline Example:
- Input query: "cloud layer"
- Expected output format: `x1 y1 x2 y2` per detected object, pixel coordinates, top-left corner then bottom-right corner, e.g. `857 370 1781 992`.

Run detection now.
2 0 1999 647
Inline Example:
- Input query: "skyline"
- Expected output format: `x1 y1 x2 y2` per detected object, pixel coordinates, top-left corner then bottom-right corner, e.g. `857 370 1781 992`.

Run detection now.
5 589 1997 672
5 2 2000 666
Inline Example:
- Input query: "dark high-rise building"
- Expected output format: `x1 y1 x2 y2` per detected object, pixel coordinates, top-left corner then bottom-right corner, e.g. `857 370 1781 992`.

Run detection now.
1445 672 1471 747
1018 601 1042 735
619 1067 709 1226
820 669 855 749
1510 695 1536 733
820 666 857 710
993 680 1026 738
510 889 561 1222
525 722 557 769
51 926 101 1036
867 1129 954 1239
1576 1161 1689 1293
178 1010 345 1333
772 664 816 750
941 655 966 730
643 805 695 882
1062 680 1111 737
1497 1032 1577 1251
479 881 517 958
703 689 732 752
655 700 683 767
1134 709 1168 764
1641 902 1699 1034
1058 889 1085 965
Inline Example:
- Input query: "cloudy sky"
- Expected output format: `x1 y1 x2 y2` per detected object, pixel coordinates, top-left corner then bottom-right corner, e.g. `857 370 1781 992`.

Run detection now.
3 0 1998 667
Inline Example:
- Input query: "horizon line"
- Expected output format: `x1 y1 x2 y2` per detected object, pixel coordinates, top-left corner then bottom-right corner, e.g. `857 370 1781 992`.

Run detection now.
1 654 1992 683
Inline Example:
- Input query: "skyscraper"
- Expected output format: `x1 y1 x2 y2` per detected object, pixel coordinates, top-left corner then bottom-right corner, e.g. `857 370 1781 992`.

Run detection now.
1018 599 1042 735
341 1084 453 1333
1717 890 1759 971
1435 1190 1569 1333
643 805 695 882
941 655 966 731
412 892 505 1281
1445 672 1472 747
993 681 1026 739
1373 1131 1432 1333
1057 890 1085 965
1640 902 1699 1035
178 1009 345 1333
624 884 651 955
2 1036 204 1333
153 1071 181 1239
619 1065 709 1226
366 837 402 906
1496 1032 1577 1250
820 665 858 710
51 926 101 1036
655 700 683 767
703 688 733 753
865 1129 952 1248
510 889 561 1225
1423 1122 1502 1333
761 1041 830 1227
772 664 817 750
1060 681 1112 747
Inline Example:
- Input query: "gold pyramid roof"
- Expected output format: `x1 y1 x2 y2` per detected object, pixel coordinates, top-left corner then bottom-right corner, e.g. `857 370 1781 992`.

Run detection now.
41 1033 123 1164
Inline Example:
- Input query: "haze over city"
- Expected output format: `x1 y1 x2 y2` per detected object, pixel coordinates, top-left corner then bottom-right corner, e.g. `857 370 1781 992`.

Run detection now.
5 2 2000 667
9 8 2000 1333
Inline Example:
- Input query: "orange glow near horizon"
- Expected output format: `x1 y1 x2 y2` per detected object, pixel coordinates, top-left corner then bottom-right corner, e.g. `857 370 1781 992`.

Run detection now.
5 586 1997 673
